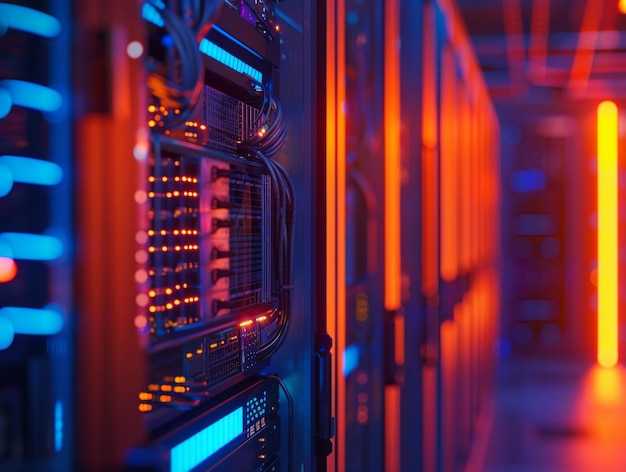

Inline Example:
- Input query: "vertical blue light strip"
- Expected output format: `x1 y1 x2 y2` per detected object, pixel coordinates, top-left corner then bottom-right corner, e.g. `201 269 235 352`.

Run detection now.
54 400 63 451
170 407 243 472
46 0 72 464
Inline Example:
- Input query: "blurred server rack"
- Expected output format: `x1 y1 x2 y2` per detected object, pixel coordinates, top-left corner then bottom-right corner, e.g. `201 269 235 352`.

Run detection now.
398 0 425 470
316 0 344 468
0 2 73 470
420 1 501 471
342 0 386 470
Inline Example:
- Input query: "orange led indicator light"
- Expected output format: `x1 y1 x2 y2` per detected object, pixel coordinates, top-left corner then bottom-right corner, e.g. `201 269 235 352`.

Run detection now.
0 257 17 283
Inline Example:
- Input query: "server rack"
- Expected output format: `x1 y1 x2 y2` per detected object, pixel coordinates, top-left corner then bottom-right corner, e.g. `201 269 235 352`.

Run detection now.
0 2 73 470
422 1 501 471
342 0 386 470
72 0 321 470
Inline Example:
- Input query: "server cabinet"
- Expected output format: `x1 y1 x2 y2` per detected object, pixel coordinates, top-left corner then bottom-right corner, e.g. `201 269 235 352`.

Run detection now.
342 0 386 470
399 1 426 470
422 1 501 471
52 0 318 470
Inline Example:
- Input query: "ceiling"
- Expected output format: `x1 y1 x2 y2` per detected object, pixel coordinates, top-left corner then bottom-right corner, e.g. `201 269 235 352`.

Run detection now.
456 0 626 109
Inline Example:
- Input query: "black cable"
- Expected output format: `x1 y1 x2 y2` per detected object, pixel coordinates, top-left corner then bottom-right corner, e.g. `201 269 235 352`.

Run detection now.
239 80 286 157
245 149 294 361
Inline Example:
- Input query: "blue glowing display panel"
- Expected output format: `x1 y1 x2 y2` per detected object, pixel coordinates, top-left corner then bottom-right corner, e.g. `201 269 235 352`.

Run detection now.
141 4 262 83
199 39 263 82
170 407 243 472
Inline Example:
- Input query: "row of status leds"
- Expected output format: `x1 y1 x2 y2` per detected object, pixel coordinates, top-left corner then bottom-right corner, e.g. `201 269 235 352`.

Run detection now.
148 229 199 236
148 176 199 184
148 244 199 252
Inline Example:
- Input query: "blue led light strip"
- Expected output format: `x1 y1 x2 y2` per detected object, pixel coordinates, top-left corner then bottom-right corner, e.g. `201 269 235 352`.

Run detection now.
54 401 63 452
0 316 14 349
0 156 63 197
0 80 63 114
199 39 262 82
0 3 61 38
170 407 243 472
0 233 63 261
0 306 64 335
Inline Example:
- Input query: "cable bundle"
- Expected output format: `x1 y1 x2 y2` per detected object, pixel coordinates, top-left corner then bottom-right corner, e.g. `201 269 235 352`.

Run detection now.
145 0 222 125
235 55 291 358
252 149 295 361
239 80 286 157
238 76 292 360
191 0 223 41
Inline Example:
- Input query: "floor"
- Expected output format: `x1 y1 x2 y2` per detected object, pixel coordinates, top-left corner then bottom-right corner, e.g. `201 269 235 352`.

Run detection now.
480 358 626 472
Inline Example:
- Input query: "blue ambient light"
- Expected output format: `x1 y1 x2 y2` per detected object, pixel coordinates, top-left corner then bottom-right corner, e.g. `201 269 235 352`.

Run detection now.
0 4 61 38
170 407 243 472
199 39 263 82
0 164 12 197
510 169 547 193
0 155 63 187
0 233 63 261
0 306 63 335
54 401 63 451
0 80 62 113
342 344 360 377
141 2 164 27
0 316 14 350
0 87 11 119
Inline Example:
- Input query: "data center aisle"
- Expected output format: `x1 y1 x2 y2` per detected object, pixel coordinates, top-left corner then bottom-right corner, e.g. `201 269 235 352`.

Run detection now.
480 358 626 472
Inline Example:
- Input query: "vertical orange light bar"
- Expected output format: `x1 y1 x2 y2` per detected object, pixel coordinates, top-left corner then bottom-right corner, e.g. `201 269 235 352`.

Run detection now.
325 1 339 470
620 0 626 14
597 100 618 368
326 0 346 468
440 47 458 281
384 0 401 311
459 90 471 273
384 1 401 471
336 0 347 469
422 3 439 296
325 0 337 365
422 5 437 152
326 0 337 352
